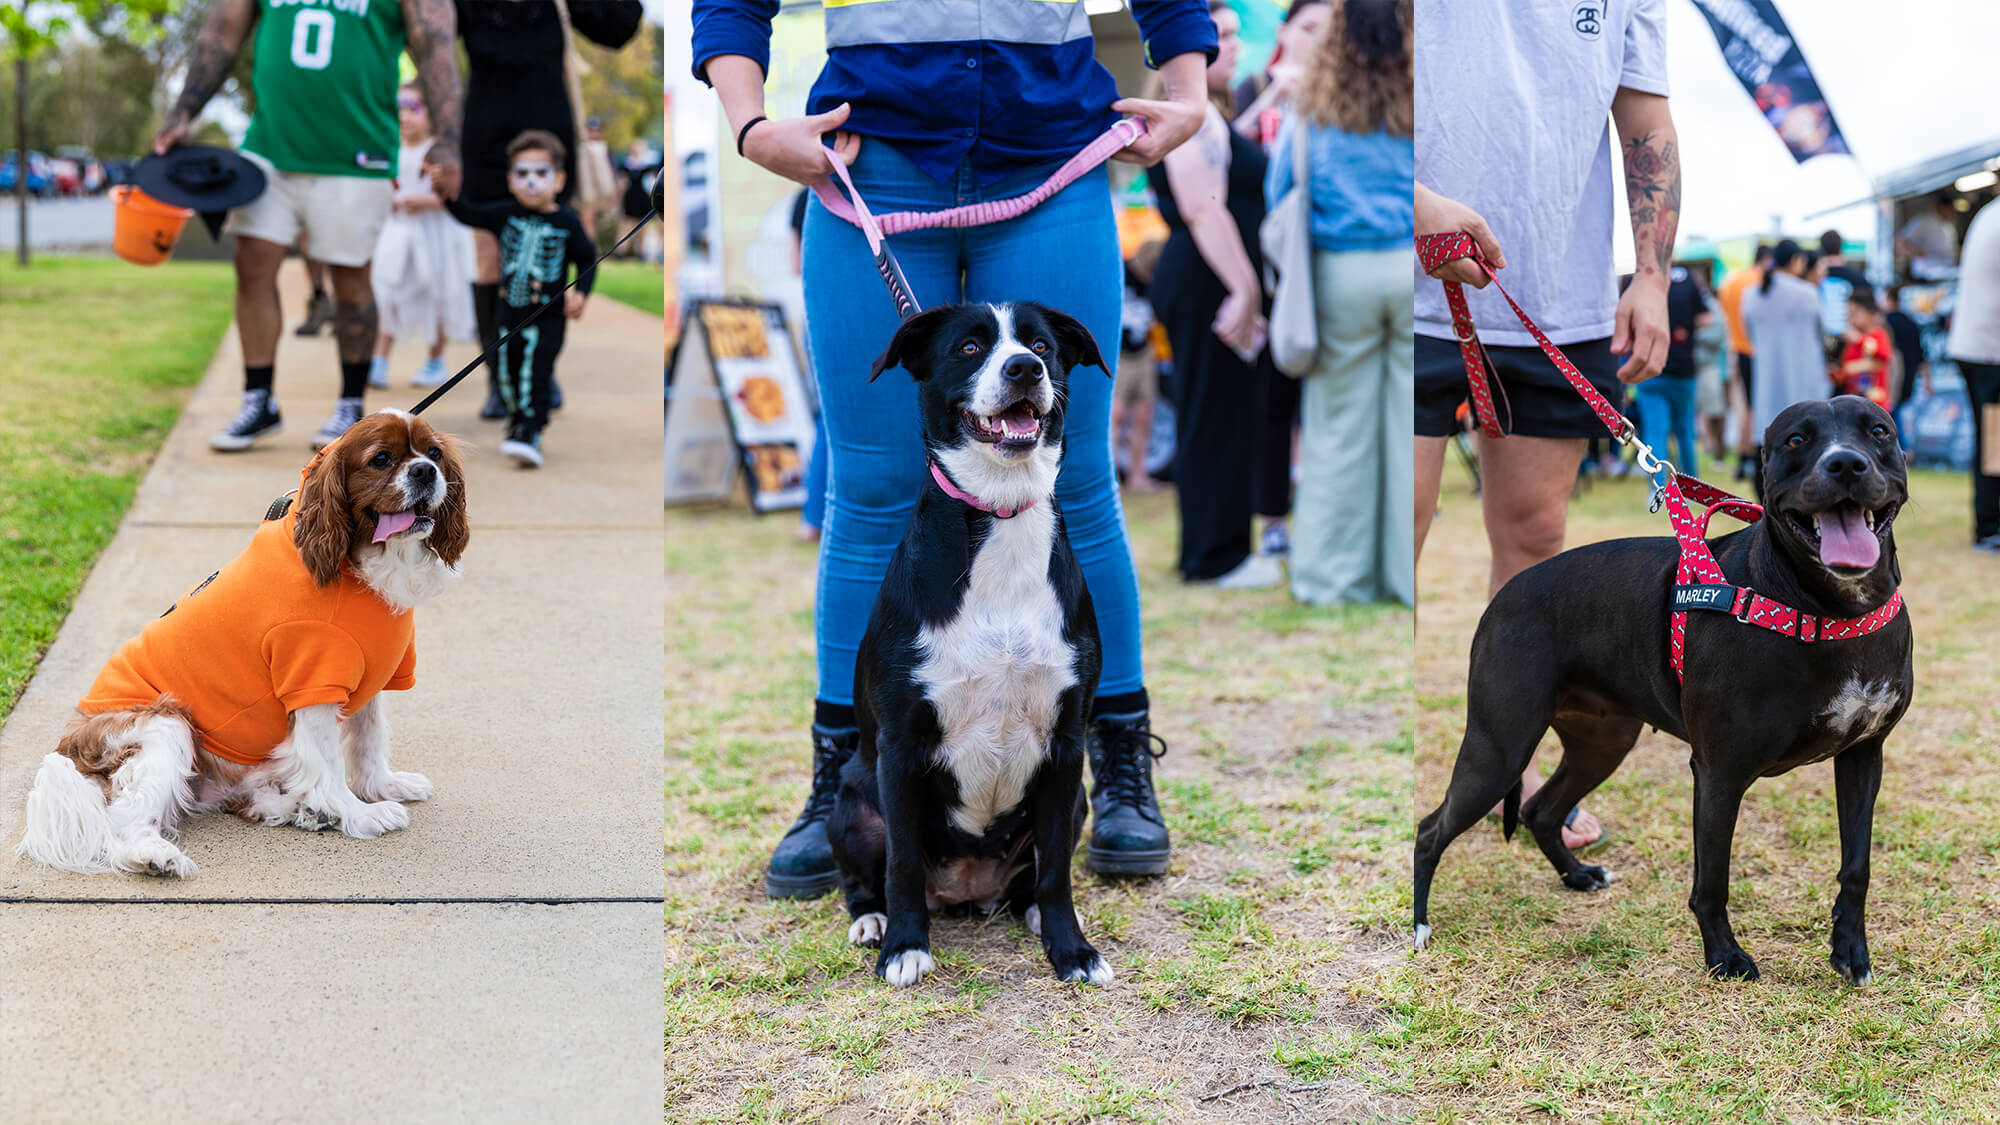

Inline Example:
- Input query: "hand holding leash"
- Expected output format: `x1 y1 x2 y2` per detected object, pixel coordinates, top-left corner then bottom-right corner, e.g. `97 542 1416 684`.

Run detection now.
1416 183 1504 288
742 102 863 186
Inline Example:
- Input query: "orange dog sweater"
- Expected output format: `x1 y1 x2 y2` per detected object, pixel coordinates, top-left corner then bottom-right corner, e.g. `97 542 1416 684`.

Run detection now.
76 509 417 764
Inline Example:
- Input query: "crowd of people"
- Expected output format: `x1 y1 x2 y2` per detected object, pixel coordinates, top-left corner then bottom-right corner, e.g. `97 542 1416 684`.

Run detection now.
153 0 658 467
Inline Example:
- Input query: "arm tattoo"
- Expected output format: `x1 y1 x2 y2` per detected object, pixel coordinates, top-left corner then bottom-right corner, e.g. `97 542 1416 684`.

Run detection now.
173 14 251 121
403 0 463 147
1622 130 1681 278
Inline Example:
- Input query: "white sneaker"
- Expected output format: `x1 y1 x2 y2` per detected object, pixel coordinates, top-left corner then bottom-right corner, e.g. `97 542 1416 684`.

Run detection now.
312 399 365 451
410 358 451 387
1202 553 1285 590
366 358 390 390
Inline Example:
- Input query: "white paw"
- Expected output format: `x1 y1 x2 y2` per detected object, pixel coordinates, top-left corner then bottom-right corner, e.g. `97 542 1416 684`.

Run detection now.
1060 955 1114 986
1414 923 1432 951
368 771 434 803
244 788 299 826
338 799 410 840
848 912 887 947
881 949 935 988
1024 905 1084 938
110 836 198 879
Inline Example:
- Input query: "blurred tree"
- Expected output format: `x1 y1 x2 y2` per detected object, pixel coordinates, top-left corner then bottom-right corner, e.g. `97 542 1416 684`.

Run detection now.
3 0 175 263
577 18 662 149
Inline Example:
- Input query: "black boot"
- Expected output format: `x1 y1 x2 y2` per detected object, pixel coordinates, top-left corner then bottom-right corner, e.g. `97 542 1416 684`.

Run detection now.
764 724 856 898
472 282 507 420
1086 709 1171 875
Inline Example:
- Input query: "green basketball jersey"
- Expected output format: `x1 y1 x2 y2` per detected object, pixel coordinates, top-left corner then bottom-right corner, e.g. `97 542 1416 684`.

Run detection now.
241 0 407 178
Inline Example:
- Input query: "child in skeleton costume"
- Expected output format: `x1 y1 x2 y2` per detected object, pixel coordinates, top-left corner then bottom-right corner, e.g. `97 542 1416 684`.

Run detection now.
445 129 597 468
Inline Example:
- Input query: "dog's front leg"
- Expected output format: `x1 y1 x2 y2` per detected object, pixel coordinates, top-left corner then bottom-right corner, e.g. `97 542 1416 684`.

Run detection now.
1829 738 1883 987
342 697 433 803
276 704 410 839
873 726 935 988
1689 762 1757 979
1031 713 1111 985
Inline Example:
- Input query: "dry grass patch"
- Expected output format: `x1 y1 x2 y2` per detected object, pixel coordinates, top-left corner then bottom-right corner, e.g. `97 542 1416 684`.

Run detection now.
667 490 1413 1122
1410 463 2000 1121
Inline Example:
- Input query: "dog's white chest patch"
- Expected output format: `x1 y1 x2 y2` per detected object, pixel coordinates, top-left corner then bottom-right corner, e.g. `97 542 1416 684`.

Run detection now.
1819 677 1901 740
916 506 1078 836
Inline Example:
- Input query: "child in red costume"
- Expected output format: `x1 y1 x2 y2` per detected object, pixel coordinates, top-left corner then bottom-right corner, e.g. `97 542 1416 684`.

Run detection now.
1837 291 1895 409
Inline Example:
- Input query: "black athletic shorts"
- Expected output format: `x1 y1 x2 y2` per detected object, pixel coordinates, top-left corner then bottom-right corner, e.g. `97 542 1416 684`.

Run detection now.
1415 333 1627 439
1736 351 1754 405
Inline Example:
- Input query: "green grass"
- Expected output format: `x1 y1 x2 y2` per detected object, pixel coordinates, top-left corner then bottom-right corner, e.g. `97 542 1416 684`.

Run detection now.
592 260 663 318
665 490 1415 1122
0 256 236 721
1404 462 2000 1120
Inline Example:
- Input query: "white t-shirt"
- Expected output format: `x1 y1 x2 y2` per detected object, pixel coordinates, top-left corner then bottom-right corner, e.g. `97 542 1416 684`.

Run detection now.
1948 203 2000 365
1898 212 1959 265
1415 0 1669 347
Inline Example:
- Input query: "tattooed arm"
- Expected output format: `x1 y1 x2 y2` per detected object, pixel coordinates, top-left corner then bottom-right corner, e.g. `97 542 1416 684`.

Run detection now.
1609 88 1680 384
1160 107 1266 355
403 0 463 199
152 0 259 154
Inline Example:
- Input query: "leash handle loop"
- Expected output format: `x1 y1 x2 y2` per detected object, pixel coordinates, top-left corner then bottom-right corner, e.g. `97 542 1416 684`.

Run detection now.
810 118 1148 324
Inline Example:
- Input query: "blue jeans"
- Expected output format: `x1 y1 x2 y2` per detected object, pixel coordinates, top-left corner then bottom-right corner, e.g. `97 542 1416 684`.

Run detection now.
1635 374 1699 481
802 140 1141 706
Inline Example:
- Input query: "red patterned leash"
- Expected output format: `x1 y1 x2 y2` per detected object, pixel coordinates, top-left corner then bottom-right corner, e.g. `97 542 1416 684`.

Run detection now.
1417 232 1904 680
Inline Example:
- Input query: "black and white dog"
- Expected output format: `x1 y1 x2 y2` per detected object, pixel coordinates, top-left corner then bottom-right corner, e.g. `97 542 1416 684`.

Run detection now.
1415 397 1913 984
829 302 1114 988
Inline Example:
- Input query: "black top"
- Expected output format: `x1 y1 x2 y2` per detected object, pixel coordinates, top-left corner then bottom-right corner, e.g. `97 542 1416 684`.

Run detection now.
620 152 662 219
1151 121 1270 282
444 197 599 308
1886 309 1924 405
456 0 645 208
1663 267 1710 377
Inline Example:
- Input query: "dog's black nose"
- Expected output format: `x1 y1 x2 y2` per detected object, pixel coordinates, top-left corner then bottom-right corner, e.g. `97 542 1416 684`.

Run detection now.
1819 448 1869 480
1003 355 1044 383
408 461 438 486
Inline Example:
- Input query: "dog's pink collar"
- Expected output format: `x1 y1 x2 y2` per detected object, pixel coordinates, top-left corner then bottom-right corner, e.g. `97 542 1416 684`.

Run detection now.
929 460 1033 519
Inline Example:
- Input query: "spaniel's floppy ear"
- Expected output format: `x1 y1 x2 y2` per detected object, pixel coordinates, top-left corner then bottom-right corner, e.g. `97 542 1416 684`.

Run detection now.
427 433 471 569
869 305 958 382
1023 303 1108 377
294 451 355 587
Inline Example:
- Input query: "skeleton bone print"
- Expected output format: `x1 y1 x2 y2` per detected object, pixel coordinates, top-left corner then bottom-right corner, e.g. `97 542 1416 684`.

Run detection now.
501 215 573 308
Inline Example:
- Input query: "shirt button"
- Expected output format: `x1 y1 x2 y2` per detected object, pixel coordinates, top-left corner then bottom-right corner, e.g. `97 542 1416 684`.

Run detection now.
962 127 975 137
966 57 978 68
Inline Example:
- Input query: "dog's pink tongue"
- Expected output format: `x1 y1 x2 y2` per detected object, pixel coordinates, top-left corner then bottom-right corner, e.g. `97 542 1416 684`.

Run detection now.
372 509 417 544
1817 507 1879 569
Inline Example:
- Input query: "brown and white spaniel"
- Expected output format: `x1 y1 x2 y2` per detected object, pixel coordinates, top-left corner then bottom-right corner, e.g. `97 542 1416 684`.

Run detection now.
17 411 469 878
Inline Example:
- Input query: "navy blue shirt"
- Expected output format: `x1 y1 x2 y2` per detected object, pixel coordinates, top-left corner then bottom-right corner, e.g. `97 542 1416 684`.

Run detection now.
691 0 1217 187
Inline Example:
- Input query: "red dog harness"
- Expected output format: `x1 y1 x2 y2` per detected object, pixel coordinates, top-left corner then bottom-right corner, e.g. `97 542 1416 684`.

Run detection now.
1417 231 1904 680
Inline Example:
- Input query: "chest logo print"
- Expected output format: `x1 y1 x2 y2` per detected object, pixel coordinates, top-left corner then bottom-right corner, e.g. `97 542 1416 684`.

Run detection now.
1573 3 1604 40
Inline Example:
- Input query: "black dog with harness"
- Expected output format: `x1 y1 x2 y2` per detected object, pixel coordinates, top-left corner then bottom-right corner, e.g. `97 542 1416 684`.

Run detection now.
1412 233 1913 984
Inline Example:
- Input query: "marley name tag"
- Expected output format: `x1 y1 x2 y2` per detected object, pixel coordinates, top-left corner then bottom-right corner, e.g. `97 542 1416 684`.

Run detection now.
1672 584 1737 612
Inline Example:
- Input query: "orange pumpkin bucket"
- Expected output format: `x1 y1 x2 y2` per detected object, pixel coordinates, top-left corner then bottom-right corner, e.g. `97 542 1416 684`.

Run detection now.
111 185 194 266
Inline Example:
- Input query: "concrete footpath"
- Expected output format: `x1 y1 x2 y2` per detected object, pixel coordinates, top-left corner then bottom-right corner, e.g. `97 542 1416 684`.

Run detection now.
0 265 665 1122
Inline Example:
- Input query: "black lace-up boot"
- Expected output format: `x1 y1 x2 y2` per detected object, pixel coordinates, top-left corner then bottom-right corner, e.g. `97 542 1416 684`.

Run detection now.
763 724 857 898
1085 708 1171 875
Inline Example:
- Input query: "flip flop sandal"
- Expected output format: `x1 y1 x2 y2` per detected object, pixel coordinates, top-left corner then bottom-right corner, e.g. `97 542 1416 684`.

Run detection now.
1566 805 1611 852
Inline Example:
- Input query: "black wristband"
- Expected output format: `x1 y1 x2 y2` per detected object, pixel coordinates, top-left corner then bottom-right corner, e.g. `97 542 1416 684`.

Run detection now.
736 115 768 157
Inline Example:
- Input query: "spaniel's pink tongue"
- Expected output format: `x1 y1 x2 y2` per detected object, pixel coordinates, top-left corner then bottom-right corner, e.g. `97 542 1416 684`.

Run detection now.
1817 507 1879 570
372 509 417 543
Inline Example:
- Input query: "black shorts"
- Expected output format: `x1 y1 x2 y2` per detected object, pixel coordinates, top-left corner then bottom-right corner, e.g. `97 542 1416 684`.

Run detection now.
1415 334 1626 439
1736 351 1754 404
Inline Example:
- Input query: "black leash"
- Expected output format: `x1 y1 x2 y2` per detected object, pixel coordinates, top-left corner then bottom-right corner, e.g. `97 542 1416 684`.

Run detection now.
408 192 663 417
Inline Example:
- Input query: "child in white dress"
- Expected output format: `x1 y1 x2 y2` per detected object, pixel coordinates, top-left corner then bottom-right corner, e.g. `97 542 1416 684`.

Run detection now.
369 84 477 389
